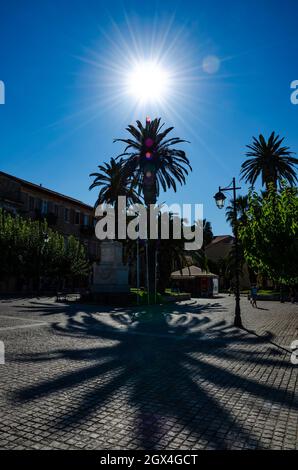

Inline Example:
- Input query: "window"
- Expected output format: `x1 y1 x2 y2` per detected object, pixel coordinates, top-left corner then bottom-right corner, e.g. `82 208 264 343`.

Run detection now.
75 211 80 225
64 208 70 223
29 196 35 211
54 204 59 217
83 214 89 226
41 200 48 214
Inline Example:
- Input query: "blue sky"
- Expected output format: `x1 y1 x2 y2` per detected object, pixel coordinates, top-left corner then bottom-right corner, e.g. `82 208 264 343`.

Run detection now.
0 0 297 234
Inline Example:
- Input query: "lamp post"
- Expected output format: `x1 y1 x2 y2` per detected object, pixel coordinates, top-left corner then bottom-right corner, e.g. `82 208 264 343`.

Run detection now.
214 177 242 328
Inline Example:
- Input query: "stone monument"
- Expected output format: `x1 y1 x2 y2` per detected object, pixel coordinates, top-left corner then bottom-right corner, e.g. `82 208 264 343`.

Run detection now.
91 240 129 294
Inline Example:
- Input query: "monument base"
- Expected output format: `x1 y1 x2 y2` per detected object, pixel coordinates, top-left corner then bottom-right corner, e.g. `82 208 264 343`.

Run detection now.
90 283 129 294
90 240 129 295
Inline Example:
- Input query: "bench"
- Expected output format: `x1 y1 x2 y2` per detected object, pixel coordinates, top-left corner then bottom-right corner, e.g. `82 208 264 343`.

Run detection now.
56 289 89 302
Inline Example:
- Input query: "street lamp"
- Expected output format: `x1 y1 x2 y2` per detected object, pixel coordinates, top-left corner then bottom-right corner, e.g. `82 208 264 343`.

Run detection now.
214 190 226 209
214 177 242 328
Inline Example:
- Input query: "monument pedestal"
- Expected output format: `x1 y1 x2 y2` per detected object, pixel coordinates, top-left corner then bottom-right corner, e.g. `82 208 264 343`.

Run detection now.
91 240 129 294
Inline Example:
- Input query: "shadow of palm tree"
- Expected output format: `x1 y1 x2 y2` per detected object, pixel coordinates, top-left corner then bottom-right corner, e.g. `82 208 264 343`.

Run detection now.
15 298 227 315
13 304 296 450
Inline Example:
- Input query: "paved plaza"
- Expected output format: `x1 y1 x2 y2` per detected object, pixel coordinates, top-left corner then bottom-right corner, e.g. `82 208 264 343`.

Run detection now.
0 295 297 450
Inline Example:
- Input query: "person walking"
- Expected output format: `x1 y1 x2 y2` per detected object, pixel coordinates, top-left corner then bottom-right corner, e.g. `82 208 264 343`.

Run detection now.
250 284 258 308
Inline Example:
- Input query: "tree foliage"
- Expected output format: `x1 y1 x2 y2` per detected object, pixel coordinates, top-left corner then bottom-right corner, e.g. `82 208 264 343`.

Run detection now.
0 209 90 289
89 157 141 208
239 185 298 285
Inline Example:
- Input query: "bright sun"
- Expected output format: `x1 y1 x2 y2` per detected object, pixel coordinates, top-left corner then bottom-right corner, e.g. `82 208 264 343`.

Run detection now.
126 60 170 104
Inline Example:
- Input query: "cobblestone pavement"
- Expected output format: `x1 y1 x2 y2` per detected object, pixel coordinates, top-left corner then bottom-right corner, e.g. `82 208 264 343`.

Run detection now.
0 295 297 450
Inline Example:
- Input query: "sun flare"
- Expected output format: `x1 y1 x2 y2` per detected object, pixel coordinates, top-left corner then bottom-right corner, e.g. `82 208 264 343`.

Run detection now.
125 60 171 104
73 14 227 145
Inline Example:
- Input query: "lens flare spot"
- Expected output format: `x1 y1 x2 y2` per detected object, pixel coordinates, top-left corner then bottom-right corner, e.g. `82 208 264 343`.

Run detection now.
145 138 154 147
202 55 220 74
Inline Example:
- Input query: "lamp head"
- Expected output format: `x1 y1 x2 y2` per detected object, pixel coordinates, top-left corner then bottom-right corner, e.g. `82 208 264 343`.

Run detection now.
214 189 226 209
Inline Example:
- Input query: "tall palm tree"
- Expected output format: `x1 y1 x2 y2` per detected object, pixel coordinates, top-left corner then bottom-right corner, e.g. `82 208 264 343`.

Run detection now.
89 157 140 239
240 132 298 189
114 118 191 204
114 118 191 298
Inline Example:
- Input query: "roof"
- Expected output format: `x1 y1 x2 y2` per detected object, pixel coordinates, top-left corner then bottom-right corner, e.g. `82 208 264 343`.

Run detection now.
0 171 94 211
206 235 234 247
171 265 218 279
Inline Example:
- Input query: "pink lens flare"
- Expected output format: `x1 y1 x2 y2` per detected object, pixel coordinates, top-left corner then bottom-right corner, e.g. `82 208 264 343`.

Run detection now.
145 138 154 147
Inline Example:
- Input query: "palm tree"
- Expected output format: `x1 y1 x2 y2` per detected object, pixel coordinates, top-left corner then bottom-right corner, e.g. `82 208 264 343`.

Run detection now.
226 195 249 229
89 157 140 239
114 118 191 204
240 132 298 189
202 218 213 248
188 218 213 272
191 250 209 272
89 157 140 207
114 118 191 298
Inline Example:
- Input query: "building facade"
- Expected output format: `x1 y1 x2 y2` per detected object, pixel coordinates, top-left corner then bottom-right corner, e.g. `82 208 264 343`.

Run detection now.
0 171 100 260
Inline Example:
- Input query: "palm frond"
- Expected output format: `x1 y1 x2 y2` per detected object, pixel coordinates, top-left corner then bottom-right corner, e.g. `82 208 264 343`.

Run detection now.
241 132 297 189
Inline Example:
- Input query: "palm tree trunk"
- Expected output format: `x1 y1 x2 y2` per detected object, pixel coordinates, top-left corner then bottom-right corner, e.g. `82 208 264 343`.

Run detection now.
146 206 156 301
143 169 158 302
115 200 118 240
